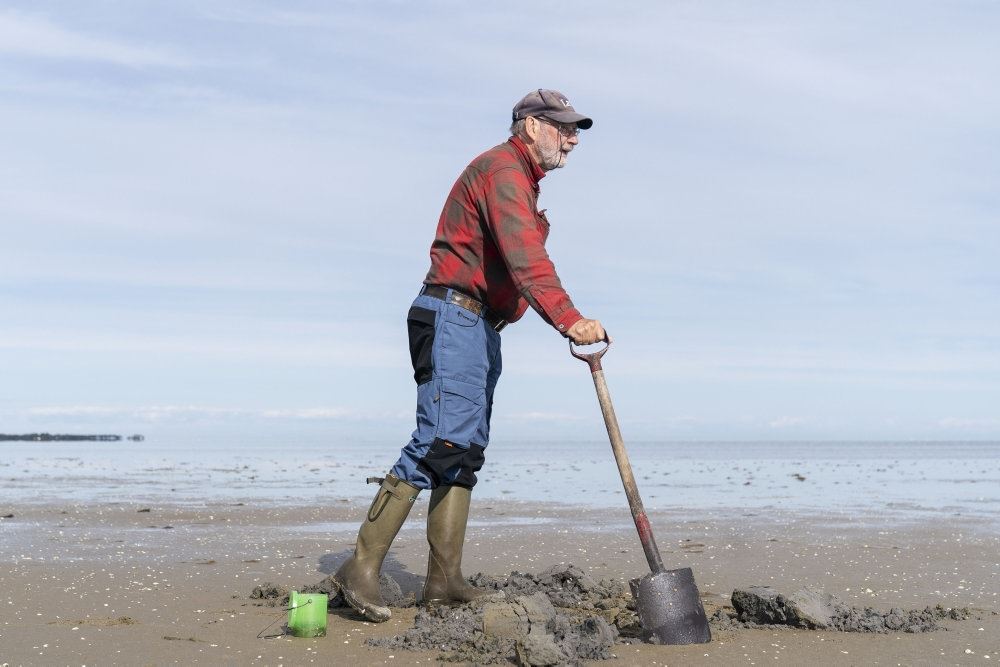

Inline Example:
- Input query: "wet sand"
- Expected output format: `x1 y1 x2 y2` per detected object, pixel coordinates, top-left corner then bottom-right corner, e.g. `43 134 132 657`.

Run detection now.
1 500 997 665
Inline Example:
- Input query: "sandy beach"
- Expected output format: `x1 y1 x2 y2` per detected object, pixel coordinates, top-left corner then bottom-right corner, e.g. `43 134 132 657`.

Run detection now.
1 495 997 665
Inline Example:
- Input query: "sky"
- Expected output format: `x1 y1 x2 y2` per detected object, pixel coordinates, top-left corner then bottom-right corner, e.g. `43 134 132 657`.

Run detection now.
1 1 998 442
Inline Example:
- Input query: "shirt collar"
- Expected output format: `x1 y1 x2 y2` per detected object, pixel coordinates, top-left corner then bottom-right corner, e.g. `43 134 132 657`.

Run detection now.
508 136 546 187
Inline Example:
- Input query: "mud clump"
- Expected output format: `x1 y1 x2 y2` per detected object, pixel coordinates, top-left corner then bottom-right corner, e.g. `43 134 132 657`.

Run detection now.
830 603 972 633
249 582 289 606
369 603 514 664
725 586 974 633
368 564 633 664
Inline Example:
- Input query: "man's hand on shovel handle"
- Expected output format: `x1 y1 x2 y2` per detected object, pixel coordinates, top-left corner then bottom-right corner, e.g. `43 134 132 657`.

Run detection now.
567 318 611 345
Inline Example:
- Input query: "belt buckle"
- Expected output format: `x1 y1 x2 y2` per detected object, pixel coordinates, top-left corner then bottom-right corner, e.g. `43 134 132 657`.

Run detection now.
451 292 475 315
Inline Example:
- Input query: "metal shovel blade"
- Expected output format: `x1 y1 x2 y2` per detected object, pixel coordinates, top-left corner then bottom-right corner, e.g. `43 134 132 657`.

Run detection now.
630 567 712 644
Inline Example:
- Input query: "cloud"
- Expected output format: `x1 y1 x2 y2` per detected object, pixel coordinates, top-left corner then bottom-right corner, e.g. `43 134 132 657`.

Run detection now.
25 405 122 417
24 405 245 422
937 417 1000 431
259 407 410 420
508 411 586 423
15 405 409 423
0 11 190 67
769 416 807 429
0 327 401 367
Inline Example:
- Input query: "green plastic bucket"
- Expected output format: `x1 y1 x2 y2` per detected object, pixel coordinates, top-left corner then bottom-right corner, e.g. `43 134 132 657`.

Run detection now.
287 591 327 638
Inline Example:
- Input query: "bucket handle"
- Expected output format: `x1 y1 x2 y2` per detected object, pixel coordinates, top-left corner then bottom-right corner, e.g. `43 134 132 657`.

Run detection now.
255 598 314 639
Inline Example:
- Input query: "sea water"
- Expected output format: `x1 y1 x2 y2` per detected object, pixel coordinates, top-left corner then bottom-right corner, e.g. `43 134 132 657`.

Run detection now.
2 438 998 523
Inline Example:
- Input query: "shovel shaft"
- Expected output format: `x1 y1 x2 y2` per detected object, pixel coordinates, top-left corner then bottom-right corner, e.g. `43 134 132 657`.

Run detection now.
589 368 666 574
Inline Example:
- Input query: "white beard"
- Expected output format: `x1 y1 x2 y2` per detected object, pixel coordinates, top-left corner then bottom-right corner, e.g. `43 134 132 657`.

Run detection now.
537 133 567 170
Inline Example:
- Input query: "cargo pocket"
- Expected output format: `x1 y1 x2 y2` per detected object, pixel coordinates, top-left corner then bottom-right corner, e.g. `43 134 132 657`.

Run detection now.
407 306 436 385
437 302 490 384
436 377 486 447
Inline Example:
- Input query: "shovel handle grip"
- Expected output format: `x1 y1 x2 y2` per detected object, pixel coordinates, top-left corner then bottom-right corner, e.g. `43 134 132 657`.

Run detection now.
569 338 610 372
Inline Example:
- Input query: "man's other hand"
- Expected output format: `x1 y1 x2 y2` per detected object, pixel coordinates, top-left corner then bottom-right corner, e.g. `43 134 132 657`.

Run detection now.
567 318 610 345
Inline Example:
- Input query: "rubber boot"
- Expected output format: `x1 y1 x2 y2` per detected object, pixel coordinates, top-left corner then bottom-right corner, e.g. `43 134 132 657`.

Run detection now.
334 474 420 622
422 484 493 605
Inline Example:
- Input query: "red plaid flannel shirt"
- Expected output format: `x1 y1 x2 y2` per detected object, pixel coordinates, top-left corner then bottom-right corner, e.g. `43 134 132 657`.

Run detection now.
423 136 583 334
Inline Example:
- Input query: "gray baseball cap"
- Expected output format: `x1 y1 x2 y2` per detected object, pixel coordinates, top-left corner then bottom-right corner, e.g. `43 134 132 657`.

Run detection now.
512 89 593 129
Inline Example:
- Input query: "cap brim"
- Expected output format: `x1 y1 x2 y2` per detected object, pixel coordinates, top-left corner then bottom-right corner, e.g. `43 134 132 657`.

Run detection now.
543 111 593 129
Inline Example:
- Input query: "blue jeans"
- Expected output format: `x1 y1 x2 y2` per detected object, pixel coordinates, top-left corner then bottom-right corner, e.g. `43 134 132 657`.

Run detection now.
390 288 502 490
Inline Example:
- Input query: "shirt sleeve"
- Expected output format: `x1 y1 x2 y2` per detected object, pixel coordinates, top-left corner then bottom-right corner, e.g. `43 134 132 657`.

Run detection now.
482 167 583 334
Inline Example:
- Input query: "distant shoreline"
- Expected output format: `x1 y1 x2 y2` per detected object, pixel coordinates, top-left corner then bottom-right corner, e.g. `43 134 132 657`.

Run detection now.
0 433 144 442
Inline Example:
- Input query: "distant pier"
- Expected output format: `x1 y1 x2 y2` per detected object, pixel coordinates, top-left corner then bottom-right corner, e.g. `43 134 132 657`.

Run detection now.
0 433 145 442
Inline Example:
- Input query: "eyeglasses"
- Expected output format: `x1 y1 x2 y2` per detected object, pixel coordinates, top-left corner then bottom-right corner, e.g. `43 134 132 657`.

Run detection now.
534 116 580 138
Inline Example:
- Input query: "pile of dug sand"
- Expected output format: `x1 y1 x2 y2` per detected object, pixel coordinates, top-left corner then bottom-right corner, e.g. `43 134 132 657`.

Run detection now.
250 564 638 664
715 586 974 634
367 564 639 664
249 567 977 664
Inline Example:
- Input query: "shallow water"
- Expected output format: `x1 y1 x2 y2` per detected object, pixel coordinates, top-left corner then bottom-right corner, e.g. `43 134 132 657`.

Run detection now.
1 438 998 526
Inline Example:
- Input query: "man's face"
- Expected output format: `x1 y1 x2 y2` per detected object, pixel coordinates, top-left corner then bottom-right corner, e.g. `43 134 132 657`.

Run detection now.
532 117 580 171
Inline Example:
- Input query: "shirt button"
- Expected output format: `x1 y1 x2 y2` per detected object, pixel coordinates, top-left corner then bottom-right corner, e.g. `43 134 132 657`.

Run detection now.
558 324 565 330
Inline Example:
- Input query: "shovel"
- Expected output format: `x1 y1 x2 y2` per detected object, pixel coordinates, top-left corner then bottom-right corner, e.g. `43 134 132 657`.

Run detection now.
570 339 711 645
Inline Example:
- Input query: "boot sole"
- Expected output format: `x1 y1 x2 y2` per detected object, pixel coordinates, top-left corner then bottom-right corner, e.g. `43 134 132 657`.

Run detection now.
334 578 391 623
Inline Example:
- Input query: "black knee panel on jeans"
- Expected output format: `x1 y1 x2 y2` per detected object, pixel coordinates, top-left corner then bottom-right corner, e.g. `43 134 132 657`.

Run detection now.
417 439 486 489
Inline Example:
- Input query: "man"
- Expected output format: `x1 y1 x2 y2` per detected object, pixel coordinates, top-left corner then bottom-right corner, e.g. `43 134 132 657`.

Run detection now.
333 89 607 622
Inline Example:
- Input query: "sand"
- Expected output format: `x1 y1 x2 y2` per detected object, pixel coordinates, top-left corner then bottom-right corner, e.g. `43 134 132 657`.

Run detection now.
1 500 998 665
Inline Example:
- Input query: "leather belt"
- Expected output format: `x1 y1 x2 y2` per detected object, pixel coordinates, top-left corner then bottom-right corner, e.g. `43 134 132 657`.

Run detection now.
421 284 507 332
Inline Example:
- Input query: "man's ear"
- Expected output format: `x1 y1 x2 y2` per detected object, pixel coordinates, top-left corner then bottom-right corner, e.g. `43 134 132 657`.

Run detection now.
524 116 539 142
